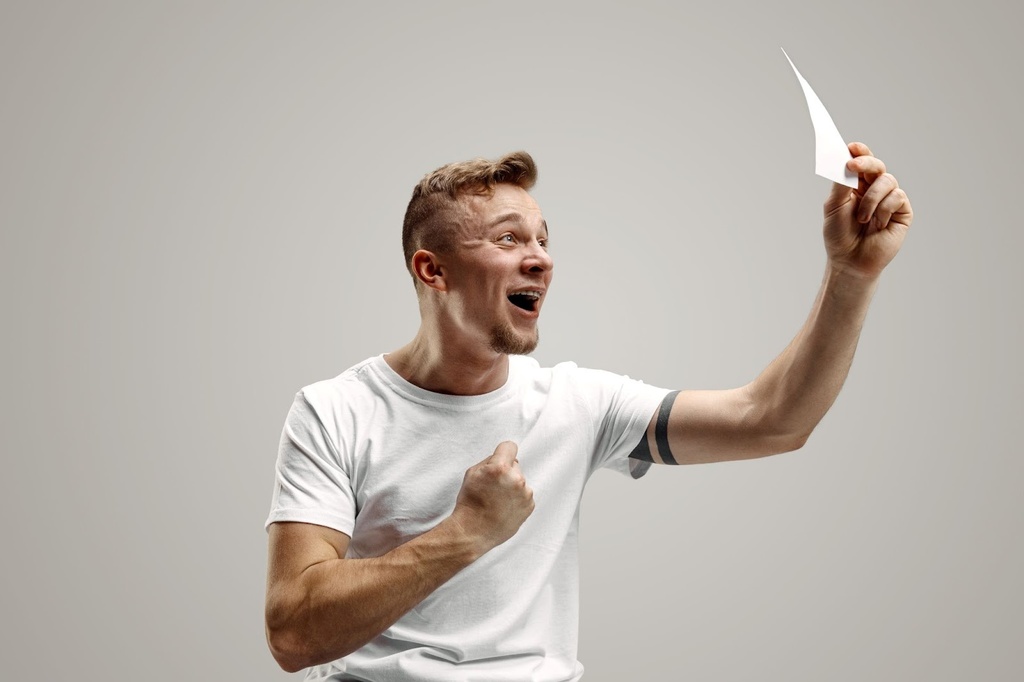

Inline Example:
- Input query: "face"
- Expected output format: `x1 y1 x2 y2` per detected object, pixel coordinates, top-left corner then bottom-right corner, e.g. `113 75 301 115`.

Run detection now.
441 183 554 355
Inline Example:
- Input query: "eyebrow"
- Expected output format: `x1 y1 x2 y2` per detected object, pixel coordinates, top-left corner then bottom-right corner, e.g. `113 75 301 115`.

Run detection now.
488 212 549 237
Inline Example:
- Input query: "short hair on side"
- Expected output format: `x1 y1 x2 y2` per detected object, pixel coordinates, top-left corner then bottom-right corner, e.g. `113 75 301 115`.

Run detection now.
401 151 537 287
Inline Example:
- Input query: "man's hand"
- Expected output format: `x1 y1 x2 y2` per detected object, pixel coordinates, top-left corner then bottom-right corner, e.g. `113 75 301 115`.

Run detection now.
823 142 914 280
450 441 535 554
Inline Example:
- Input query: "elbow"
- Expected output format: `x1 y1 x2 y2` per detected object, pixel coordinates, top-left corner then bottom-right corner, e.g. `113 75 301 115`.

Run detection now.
267 627 361 673
751 404 815 456
273 652 307 675
784 429 811 453
741 386 812 458
266 618 310 673
768 416 813 454
266 597 316 673
265 602 362 673
748 420 813 459
752 429 809 458
750 412 813 456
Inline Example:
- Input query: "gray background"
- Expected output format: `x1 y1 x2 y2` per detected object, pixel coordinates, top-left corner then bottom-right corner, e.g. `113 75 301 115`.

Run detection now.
2 1 1020 680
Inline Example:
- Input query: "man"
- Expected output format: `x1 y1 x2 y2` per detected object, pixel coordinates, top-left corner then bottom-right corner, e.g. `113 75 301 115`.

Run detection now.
264 145 912 680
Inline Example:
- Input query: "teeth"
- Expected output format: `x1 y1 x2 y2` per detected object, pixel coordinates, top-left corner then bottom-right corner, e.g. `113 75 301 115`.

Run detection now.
509 291 541 299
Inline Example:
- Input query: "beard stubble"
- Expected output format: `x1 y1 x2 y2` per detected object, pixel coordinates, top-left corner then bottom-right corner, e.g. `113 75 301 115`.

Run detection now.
489 321 539 355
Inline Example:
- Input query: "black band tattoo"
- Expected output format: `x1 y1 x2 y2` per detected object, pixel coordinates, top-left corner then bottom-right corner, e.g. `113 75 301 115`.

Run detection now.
628 390 680 464
629 429 654 463
655 390 680 465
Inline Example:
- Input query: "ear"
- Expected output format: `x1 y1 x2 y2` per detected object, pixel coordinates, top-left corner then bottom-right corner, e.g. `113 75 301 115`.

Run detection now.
411 249 447 292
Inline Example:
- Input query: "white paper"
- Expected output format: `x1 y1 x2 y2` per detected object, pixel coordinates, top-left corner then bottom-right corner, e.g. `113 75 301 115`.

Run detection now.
782 48 858 189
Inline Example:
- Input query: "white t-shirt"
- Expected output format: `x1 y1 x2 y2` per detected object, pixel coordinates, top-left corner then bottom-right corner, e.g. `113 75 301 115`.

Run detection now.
267 354 670 681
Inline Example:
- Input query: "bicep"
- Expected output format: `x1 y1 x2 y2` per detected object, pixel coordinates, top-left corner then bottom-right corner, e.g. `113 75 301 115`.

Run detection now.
630 385 793 464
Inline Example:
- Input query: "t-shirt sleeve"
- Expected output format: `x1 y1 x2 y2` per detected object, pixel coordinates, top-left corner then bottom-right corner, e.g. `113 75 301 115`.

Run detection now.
265 391 357 536
584 368 672 479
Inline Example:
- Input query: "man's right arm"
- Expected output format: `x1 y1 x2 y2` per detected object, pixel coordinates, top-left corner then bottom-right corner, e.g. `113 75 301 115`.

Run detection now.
265 441 533 672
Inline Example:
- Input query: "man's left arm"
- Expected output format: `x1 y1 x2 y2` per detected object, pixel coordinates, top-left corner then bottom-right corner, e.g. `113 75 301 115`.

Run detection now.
632 142 913 465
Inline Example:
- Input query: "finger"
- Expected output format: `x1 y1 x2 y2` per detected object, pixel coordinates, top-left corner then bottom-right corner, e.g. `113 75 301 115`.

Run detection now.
856 173 899 224
872 188 910 231
847 154 886 179
846 144 885 195
490 440 519 466
848 141 874 158
892 190 913 229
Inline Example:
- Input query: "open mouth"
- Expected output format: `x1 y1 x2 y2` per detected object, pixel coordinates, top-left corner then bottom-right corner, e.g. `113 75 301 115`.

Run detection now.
507 291 541 313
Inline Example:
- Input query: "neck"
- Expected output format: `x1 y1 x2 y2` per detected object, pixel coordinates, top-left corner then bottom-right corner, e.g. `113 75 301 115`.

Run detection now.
385 326 509 396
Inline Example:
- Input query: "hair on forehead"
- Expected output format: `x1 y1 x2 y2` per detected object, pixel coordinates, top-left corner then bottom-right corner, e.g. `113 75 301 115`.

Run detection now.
402 151 537 289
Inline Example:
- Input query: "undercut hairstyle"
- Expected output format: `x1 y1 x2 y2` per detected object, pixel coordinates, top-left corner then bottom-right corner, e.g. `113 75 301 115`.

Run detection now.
402 151 538 288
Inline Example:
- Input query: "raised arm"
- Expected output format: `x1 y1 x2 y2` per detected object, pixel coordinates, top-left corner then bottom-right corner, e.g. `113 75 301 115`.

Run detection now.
631 143 913 465
265 441 533 672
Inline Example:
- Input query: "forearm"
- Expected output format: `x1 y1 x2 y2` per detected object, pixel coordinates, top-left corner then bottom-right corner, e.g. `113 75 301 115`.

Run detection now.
266 516 482 672
749 262 880 443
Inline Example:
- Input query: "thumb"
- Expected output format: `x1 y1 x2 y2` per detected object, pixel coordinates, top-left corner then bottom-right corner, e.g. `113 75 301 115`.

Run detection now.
490 440 519 465
824 180 858 216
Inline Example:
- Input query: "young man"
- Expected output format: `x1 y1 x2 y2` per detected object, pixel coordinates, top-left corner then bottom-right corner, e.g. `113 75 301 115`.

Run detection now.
265 146 912 680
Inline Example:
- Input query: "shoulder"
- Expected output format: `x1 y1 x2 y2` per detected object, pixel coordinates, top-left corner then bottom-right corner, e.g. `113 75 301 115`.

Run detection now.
292 356 386 420
300 356 385 399
514 357 639 401
536 359 632 388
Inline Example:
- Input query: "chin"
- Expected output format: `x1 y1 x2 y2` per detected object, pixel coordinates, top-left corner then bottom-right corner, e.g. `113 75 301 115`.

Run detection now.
489 324 539 355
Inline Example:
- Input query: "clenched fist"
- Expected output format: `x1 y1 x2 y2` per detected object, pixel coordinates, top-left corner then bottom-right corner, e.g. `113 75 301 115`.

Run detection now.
449 441 535 555
823 142 913 280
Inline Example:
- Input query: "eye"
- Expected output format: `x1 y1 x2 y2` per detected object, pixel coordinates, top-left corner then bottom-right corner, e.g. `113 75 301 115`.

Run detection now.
499 233 516 244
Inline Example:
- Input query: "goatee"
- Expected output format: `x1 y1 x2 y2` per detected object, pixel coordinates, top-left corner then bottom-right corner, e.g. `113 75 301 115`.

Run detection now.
489 322 539 355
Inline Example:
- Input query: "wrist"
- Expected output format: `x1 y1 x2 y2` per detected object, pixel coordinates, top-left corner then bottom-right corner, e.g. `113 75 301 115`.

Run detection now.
825 259 883 292
437 511 490 563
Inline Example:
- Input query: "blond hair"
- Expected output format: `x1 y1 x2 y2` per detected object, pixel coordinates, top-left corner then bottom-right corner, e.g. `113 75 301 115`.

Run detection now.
402 151 537 286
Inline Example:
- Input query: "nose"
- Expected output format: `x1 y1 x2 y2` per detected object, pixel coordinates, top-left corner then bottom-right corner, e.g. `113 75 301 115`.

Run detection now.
523 239 554 274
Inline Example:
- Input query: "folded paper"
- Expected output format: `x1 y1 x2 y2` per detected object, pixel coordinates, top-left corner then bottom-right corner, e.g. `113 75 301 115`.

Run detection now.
782 48 858 189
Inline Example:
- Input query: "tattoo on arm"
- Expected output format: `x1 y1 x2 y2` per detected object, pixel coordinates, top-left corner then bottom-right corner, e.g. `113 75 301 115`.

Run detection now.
629 391 681 465
629 429 654 462
654 390 679 465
